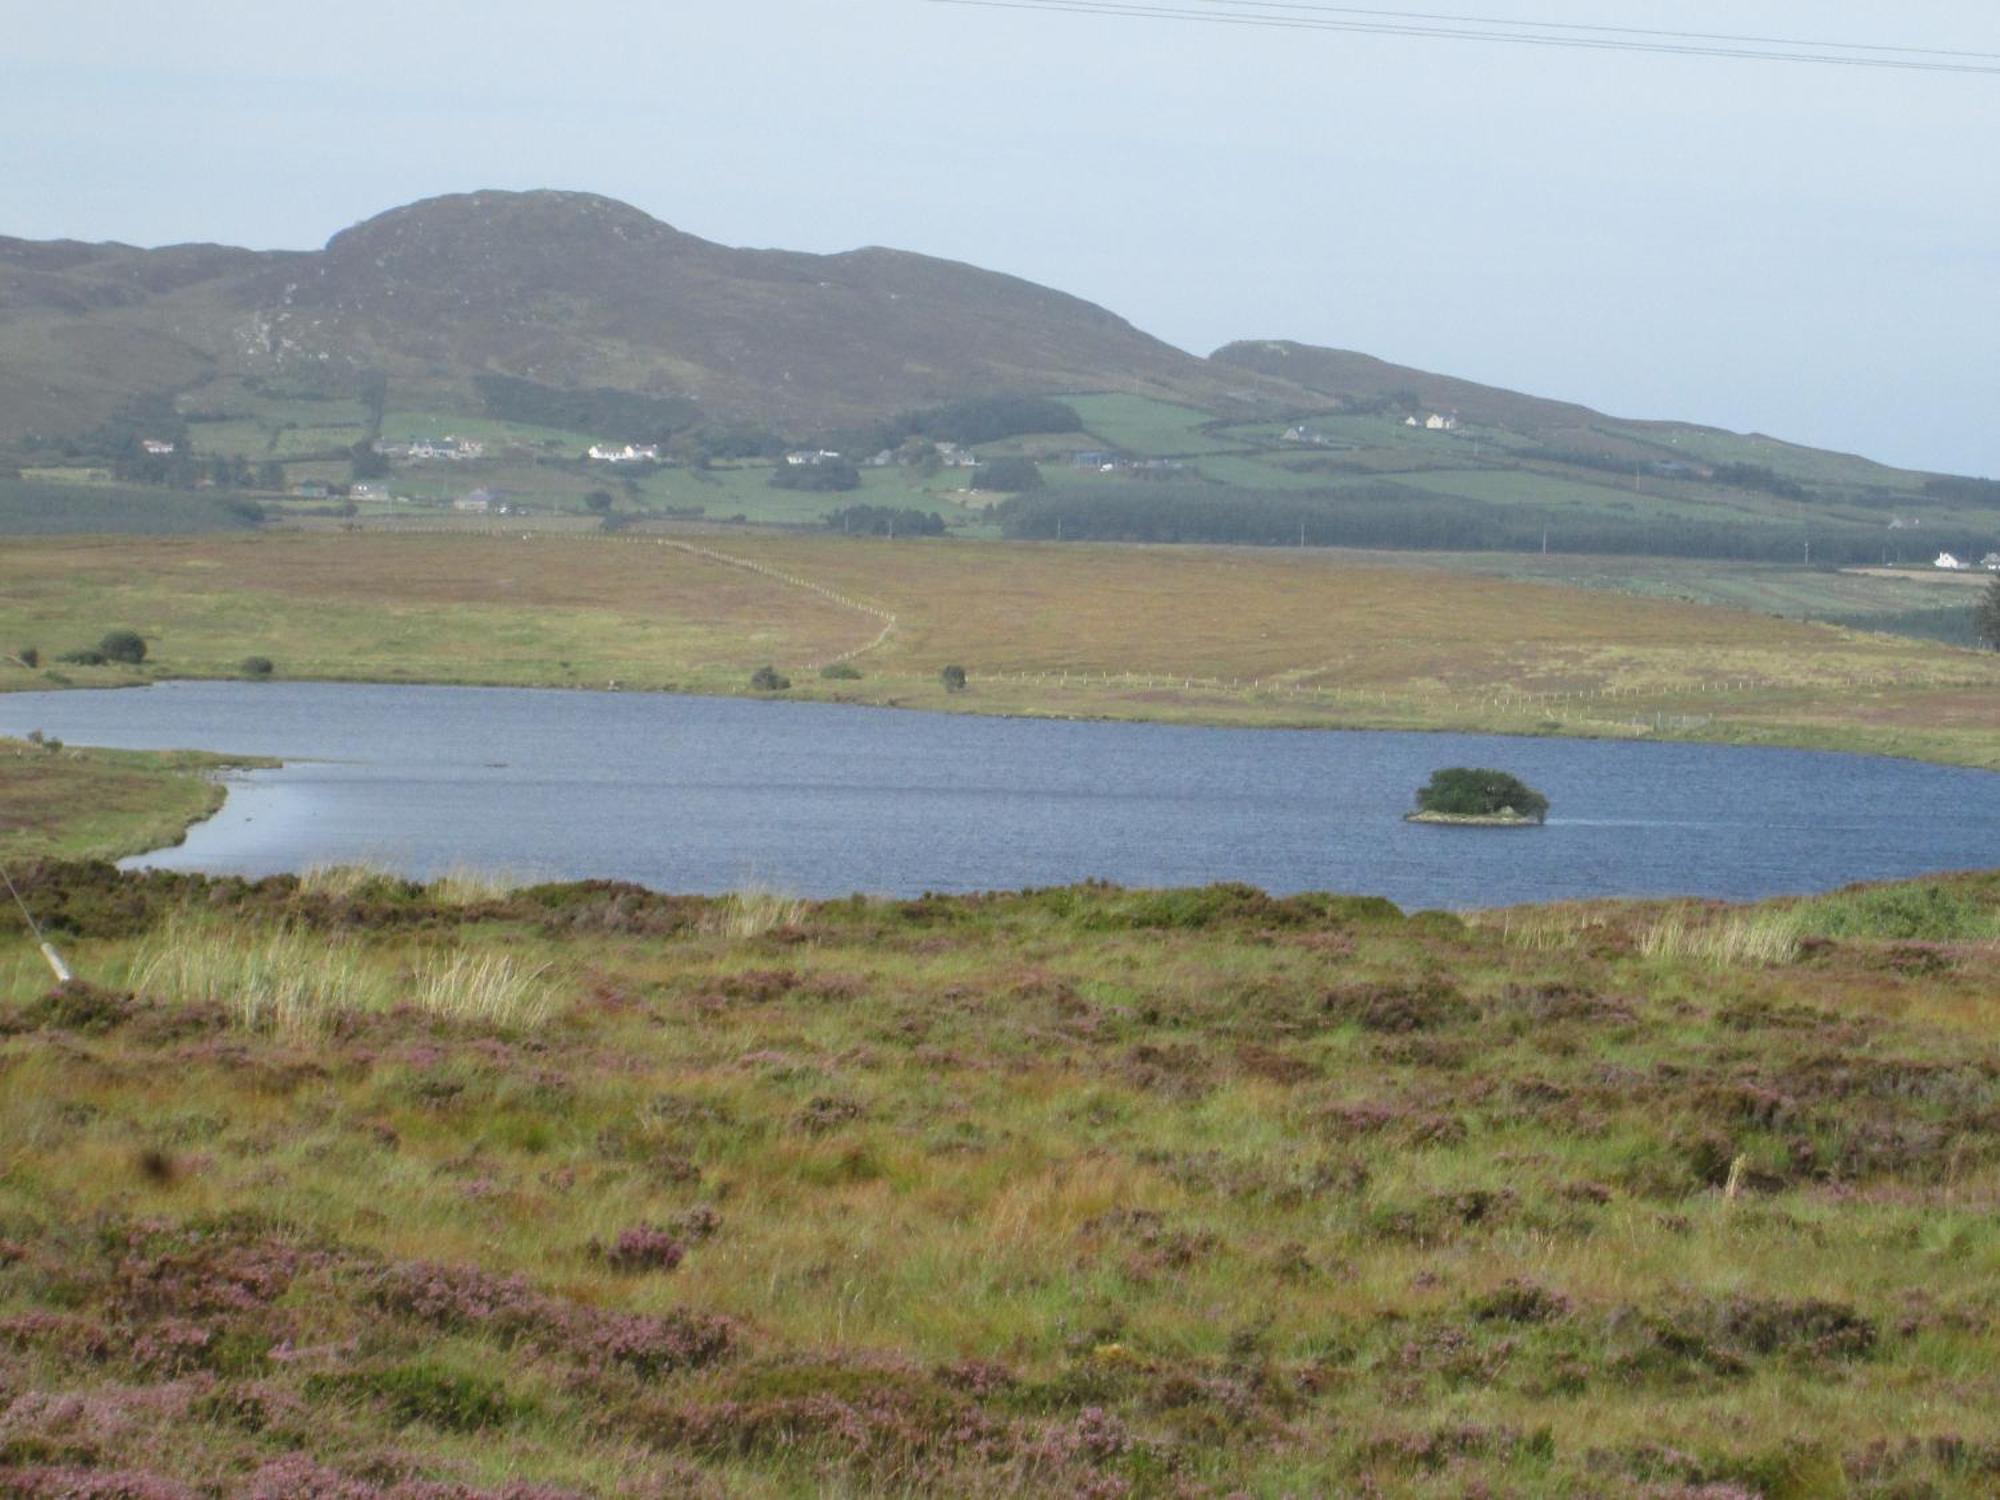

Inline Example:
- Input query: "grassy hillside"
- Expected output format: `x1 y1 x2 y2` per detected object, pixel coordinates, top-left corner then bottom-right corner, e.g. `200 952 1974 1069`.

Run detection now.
1 863 1998 1495
0 192 1295 450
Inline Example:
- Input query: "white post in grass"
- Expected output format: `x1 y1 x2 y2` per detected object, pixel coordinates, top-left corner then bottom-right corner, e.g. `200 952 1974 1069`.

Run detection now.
39 942 72 985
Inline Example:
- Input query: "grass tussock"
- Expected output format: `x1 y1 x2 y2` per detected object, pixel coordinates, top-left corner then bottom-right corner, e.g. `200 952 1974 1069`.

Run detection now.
410 948 558 1029
126 913 562 1036
297 860 403 901
710 884 807 939
1639 907 1804 967
427 864 527 906
130 913 387 1040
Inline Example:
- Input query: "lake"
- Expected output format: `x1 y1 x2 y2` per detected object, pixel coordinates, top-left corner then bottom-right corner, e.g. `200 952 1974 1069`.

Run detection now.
3 681 1997 908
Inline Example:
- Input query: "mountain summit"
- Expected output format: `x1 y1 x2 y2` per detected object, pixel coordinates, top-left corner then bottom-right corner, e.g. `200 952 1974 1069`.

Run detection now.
0 190 1271 440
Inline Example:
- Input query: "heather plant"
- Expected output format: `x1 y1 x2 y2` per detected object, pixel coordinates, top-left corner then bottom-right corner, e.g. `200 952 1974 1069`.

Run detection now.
1 866 1998 1494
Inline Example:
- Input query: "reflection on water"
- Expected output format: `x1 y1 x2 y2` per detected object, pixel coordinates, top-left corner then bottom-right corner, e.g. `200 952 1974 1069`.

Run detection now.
3 681 1997 908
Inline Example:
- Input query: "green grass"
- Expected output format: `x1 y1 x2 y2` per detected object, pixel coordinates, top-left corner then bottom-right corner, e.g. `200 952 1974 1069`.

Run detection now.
2 863 1999 1494
0 737 270 862
1064 393 1256 456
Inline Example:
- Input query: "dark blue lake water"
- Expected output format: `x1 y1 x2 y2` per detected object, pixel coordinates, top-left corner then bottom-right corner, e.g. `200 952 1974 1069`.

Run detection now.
3 681 1996 908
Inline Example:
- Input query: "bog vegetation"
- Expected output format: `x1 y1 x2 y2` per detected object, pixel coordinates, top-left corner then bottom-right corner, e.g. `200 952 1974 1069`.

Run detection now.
1 861 1999 1496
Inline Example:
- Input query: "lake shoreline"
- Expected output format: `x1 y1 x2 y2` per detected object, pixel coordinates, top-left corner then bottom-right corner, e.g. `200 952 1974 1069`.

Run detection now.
4 665 1993 776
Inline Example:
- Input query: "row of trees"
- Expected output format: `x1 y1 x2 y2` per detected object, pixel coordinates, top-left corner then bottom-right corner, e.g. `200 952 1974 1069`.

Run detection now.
824 505 946 537
1978 578 2000 652
994 484 1992 566
824 396 1082 459
474 374 702 444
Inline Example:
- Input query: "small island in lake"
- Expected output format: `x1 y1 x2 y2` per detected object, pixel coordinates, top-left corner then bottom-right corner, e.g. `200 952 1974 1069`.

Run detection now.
1405 766 1550 826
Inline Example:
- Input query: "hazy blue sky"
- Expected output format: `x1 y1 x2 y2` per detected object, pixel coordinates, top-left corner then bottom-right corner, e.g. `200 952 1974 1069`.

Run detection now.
4 1 1995 474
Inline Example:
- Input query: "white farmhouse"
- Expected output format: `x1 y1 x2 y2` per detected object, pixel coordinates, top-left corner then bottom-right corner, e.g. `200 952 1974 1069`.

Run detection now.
1935 552 1969 571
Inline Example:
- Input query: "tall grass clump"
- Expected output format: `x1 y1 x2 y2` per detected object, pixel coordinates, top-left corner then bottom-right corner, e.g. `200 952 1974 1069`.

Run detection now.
131 914 387 1041
1487 906 1599 951
411 949 558 1029
1640 907 1803 967
298 861 404 901
428 865 523 907
711 886 807 939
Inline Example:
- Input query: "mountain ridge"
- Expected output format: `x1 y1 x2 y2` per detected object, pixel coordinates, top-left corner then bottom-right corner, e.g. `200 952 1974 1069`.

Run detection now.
0 189 1976 493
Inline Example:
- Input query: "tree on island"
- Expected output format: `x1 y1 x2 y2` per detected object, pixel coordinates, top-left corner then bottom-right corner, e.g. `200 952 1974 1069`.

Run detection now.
1976 577 2000 652
1414 767 1549 824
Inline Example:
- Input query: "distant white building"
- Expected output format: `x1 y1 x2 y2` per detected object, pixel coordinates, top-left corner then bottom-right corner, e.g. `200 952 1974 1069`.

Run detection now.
587 443 662 463
1425 413 1461 432
784 449 843 467
396 436 485 462
1935 551 1969 571
1982 552 2000 572
140 439 177 456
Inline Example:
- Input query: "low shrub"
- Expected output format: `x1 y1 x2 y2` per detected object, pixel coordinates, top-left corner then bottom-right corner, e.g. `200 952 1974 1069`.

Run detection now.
98 630 148 665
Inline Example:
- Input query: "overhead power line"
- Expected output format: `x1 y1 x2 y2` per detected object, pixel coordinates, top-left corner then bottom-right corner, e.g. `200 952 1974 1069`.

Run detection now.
1188 1 2000 61
926 0 2000 74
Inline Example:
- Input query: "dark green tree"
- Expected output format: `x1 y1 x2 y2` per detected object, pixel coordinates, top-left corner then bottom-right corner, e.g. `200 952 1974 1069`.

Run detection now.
1414 767 1548 823
750 665 791 692
97 630 148 665
975 456 1044 493
583 489 615 514
940 664 968 693
1976 576 2000 652
350 440 391 480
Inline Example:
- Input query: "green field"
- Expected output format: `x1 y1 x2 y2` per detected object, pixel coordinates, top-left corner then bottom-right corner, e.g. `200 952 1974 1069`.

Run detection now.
2 860 1999 1495
1064 393 1257 456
